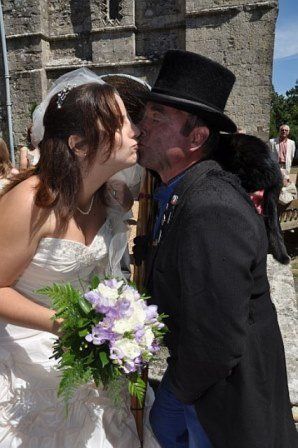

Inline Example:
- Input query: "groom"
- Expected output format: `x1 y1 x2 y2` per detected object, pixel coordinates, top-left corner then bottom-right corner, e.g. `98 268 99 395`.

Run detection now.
137 50 297 448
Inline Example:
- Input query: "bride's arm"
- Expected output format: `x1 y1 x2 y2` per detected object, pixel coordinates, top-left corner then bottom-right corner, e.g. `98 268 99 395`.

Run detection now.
0 179 61 335
0 287 60 335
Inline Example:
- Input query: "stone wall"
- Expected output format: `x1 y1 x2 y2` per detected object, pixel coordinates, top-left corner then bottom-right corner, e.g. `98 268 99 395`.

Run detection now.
0 0 278 148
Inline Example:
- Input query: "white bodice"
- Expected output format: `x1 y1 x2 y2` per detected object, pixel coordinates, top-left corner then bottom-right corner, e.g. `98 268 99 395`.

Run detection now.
1 219 112 340
15 218 111 305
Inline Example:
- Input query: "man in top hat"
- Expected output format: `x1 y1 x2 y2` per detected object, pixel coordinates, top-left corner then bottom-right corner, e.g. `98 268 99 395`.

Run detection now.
137 50 297 448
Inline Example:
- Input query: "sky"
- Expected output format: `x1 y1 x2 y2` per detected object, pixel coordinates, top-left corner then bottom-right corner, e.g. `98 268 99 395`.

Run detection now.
273 0 298 95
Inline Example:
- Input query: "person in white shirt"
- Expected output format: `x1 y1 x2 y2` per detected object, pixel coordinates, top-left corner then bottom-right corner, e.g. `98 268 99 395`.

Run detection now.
269 124 296 172
279 169 297 205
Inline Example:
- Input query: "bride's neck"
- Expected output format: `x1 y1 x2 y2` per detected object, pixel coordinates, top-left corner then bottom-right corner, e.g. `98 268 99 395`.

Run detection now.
78 165 116 208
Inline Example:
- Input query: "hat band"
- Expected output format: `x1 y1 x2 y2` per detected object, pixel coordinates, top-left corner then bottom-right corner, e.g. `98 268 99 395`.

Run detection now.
151 88 224 114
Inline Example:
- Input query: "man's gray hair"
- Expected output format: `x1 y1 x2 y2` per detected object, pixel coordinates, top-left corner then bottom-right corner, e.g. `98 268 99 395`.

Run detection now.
180 113 219 157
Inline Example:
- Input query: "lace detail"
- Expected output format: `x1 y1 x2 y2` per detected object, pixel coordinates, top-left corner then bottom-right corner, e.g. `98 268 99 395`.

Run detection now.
38 231 109 267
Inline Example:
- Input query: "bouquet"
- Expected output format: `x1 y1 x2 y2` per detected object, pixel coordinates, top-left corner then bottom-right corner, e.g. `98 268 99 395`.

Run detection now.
39 277 167 406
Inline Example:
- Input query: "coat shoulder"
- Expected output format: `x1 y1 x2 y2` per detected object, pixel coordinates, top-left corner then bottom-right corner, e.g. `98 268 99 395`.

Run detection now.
181 169 265 237
185 169 250 211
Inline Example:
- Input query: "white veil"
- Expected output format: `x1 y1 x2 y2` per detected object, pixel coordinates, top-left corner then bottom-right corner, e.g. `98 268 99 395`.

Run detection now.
31 68 105 148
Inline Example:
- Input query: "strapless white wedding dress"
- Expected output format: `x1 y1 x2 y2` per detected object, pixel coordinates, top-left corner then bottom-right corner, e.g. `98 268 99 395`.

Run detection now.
0 218 159 448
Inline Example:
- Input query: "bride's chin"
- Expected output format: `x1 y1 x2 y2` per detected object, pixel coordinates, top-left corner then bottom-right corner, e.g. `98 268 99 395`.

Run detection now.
129 153 138 165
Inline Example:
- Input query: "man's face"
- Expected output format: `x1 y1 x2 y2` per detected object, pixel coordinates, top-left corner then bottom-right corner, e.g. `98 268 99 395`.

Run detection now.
279 126 289 139
138 102 191 173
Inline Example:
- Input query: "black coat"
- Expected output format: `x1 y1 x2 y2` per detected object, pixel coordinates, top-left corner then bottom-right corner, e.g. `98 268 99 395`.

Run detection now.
147 160 297 448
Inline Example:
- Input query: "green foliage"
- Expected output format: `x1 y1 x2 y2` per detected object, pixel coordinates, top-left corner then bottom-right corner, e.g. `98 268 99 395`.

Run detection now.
270 80 298 145
38 283 104 403
90 275 100 290
128 375 146 406
57 360 92 405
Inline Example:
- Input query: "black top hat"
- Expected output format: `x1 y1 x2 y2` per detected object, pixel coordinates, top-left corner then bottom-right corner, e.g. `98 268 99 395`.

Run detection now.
141 50 237 133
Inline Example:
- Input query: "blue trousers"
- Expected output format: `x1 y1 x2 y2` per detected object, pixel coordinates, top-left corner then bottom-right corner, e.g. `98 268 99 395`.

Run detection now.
150 371 213 448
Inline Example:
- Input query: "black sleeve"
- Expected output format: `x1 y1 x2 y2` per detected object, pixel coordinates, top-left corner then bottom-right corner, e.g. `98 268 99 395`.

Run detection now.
169 201 258 403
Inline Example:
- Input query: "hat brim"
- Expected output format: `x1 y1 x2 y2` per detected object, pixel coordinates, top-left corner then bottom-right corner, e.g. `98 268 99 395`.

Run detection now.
139 90 237 133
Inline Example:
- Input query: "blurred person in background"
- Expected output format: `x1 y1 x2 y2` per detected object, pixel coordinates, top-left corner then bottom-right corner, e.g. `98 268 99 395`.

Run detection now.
269 124 296 173
279 169 297 205
0 138 19 190
19 125 40 171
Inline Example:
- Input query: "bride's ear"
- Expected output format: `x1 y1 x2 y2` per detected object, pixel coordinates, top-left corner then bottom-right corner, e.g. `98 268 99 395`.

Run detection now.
68 135 87 159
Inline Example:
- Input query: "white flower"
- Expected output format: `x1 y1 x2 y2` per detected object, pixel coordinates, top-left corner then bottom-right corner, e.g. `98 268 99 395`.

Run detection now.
96 284 119 302
119 286 140 302
112 338 141 360
140 328 155 348
113 300 146 334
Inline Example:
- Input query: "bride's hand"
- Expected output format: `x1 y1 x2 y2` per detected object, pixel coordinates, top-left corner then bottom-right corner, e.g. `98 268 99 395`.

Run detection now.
51 316 64 337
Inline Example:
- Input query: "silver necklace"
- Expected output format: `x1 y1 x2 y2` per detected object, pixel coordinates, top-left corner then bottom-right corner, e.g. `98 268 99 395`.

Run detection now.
76 195 95 215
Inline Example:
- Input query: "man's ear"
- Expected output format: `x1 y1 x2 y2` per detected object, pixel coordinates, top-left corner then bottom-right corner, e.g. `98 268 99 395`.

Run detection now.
189 126 210 152
68 135 87 158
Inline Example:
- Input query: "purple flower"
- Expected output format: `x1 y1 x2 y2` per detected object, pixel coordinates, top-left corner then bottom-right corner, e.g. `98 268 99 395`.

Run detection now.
84 290 101 308
85 293 115 315
117 298 132 317
103 279 124 289
123 360 138 373
149 340 160 353
85 320 117 345
154 322 165 330
145 305 158 323
135 326 145 343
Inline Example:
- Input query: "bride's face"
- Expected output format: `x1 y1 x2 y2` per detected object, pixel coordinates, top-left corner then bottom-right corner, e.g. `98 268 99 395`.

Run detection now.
71 94 140 173
105 95 140 170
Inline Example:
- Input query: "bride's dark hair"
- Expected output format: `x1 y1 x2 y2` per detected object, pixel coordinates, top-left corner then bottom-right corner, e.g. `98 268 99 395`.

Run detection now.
3 82 123 230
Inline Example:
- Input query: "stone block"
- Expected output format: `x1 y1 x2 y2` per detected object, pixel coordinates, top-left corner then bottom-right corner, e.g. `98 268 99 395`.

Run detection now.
49 38 92 64
136 29 185 58
3 0 42 35
6 35 43 71
136 0 184 28
92 31 135 63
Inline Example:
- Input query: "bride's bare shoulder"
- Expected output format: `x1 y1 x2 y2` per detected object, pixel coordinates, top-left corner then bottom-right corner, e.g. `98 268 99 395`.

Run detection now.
0 176 52 235
1 176 37 210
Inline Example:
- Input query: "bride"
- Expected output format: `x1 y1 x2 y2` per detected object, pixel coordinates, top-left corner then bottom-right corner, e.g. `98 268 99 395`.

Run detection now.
0 69 159 447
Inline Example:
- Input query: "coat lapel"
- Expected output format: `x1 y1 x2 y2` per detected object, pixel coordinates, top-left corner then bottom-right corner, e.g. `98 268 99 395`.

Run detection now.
160 160 221 237
146 160 221 284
